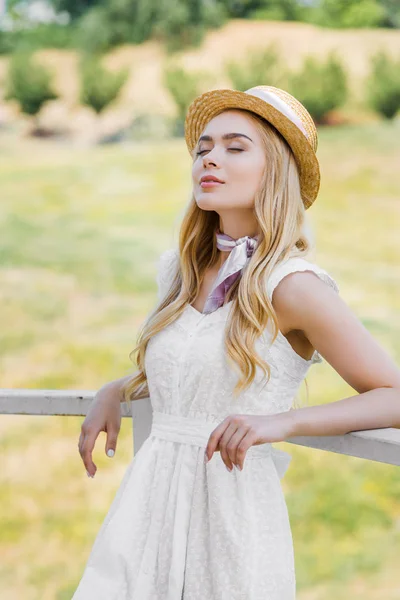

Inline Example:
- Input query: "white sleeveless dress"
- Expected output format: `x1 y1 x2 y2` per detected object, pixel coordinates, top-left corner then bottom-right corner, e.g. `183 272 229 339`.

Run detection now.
72 248 339 600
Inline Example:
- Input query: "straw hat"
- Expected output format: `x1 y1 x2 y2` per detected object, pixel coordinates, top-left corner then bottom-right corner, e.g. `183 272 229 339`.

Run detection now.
184 85 320 210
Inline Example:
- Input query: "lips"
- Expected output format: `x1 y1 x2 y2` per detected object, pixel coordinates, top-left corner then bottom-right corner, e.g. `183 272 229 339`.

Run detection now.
200 175 225 184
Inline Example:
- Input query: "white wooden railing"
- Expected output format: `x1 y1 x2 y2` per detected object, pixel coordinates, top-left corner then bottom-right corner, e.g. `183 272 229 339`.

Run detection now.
1 389 400 466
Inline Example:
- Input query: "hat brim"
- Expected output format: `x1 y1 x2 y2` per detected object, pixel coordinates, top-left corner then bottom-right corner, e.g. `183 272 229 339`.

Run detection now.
184 88 320 209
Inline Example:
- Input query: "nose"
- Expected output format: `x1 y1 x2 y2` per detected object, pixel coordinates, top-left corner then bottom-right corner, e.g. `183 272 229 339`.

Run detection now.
203 153 217 167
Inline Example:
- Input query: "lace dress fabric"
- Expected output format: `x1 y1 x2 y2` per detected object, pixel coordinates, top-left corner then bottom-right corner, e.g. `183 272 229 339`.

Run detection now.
72 249 339 600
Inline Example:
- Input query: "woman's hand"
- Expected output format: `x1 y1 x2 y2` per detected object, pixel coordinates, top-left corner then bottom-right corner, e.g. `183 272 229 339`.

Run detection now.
78 380 123 478
204 412 295 472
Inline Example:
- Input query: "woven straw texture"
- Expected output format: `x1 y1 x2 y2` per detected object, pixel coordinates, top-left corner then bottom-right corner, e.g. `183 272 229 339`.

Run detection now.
184 85 320 209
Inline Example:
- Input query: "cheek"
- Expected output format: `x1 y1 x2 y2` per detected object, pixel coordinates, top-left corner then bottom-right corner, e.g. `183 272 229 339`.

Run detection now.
235 158 264 188
192 160 205 186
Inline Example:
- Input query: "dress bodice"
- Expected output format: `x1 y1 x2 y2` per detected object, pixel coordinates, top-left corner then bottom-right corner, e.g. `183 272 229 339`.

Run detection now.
144 248 339 423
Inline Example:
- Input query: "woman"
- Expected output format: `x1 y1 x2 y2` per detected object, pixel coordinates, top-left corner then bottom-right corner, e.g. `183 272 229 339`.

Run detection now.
74 85 400 599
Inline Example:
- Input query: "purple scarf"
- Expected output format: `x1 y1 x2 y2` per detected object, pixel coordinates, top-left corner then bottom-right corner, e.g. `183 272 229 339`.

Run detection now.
202 229 260 314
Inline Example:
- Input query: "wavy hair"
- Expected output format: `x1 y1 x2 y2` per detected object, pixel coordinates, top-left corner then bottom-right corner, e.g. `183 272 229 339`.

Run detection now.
123 109 314 407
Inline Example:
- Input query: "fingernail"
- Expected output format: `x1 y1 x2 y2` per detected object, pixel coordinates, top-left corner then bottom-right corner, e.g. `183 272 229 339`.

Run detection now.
204 453 209 464
86 471 92 478
107 449 115 458
226 465 232 472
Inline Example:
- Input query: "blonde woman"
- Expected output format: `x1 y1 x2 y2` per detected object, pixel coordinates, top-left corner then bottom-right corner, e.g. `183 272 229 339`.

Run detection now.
73 86 400 599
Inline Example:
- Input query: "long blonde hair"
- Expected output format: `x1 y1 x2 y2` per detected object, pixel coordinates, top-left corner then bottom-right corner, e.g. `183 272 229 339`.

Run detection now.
123 110 313 405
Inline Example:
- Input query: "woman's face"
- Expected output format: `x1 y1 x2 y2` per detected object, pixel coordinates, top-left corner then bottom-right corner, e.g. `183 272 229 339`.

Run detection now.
192 110 267 212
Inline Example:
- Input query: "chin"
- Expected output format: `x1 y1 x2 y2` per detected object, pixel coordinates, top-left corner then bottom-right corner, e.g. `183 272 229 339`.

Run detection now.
195 199 223 211
195 192 225 211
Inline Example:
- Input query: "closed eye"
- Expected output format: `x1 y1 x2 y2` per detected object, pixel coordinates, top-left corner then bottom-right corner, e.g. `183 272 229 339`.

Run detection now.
196 148 244 156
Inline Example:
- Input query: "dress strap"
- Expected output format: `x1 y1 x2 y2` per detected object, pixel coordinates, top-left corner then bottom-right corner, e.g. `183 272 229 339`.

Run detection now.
267 256 339 301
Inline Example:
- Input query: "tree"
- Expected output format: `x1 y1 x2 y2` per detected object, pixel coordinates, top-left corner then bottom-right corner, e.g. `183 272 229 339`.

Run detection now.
50 0 101 20
79 55 129 115
287 52 348 124
226 43 288 92
311 0 386 28
5 51 58 132
379 0 400 27
163 63 210 135
365 50 400 119
77 0 226 54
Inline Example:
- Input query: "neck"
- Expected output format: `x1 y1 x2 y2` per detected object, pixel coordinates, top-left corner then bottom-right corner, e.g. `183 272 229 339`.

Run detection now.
218 213 260 241
218 228 259 240
215 252 228 269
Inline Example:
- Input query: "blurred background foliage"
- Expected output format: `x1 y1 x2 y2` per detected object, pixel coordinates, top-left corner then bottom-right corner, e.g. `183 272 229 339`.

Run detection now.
1 38 400 140
0 0 400 54
0 1 400 599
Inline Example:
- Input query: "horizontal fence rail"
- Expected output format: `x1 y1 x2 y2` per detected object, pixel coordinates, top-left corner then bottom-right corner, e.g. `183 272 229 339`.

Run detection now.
1 389 400 466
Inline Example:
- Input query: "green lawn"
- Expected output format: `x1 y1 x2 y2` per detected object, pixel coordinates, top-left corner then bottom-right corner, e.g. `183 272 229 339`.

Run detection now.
0 121 399 599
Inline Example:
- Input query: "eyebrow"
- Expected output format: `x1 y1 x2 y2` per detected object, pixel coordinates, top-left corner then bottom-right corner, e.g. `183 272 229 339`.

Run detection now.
197 133 254 144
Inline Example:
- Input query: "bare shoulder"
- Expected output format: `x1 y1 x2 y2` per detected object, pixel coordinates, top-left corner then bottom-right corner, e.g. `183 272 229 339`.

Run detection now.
271 269 337 334
272 270 400 393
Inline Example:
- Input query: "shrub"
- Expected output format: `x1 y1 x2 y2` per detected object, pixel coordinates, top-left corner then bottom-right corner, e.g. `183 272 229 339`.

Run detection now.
76 3 138 55
4 52 58 119
365 50 400 120
127 113 173 141
308 0 386 28
225 43 289 92
77 0 227 55
340 0 386 27
163 63 210 136
79 55 129 115
0 31 15 55
248 0 304 21
153 0 227 53
51 0 101 21
287 52 348 124
0 24 76 54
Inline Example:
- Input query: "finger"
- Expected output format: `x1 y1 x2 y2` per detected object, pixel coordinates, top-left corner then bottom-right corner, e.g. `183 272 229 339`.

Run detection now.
79 433 92 476
81 431 98 477
235 432 255 470
105 424 120 458
226 429 248 469
205 419 229 461
79 431 86 458
78 430 84 455
219 423 238 470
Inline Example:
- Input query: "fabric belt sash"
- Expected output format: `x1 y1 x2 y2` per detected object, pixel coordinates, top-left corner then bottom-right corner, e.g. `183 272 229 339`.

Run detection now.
150 410 292 478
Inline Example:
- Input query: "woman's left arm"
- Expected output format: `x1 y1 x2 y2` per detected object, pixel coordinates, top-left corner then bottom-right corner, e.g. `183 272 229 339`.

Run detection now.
274 270 400 437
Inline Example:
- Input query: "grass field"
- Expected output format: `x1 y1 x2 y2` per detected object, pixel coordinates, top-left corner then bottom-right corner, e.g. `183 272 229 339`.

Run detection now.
0 117 400 599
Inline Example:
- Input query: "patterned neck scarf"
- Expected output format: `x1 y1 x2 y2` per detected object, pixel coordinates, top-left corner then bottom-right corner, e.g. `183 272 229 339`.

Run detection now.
202 228 260 314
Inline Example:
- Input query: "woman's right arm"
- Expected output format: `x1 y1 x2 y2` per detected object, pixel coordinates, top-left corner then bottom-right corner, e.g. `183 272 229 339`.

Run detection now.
78 372 148 478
